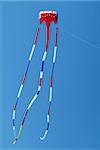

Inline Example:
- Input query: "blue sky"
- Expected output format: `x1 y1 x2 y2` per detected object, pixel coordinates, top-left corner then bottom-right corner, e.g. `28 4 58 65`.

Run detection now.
0 1 100 150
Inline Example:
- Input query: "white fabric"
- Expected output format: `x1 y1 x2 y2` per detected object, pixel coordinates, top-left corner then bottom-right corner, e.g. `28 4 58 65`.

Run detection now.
17 84 23 98
42 51 47 61
12 110 16 119
27 94 38 110
49 87 52 102
47 115 50 123
29 44 35 61
38 85 41 91
53 46 57 63
40 71 43 78
40 130 48 140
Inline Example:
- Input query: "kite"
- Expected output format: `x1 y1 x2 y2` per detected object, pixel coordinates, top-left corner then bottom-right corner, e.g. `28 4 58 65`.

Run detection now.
12 10 58 144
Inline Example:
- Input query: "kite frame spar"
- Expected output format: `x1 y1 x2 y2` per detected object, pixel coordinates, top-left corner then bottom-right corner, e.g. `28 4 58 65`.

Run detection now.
12 10 58 144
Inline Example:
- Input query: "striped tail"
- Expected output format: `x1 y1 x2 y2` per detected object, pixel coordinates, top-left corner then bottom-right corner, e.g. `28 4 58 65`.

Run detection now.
40 27 58 140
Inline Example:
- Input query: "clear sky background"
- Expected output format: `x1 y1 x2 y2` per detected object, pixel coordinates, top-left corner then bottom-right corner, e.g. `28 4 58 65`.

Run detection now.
0 1 100 150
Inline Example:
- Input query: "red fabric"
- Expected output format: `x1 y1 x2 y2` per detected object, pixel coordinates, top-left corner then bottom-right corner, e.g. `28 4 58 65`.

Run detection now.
56 28 58 45
22 74 26 85
34 27 40 44
40 12 57 51
50 78 52 87
39 78 42 86
48 106 50 115
14 104 16 110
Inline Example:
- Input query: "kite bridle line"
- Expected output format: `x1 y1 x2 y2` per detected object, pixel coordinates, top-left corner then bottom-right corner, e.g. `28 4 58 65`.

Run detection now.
12 11 58 144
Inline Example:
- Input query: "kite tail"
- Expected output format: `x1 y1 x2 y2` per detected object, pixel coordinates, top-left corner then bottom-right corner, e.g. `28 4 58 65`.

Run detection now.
40 27 58 140
12 27 40 144
12 42 49 144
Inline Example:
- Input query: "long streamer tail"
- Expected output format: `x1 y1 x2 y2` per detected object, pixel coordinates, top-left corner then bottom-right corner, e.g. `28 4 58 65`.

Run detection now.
12 30 50 144
13 49 48 144
12 27 40 144
40 27 58 140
